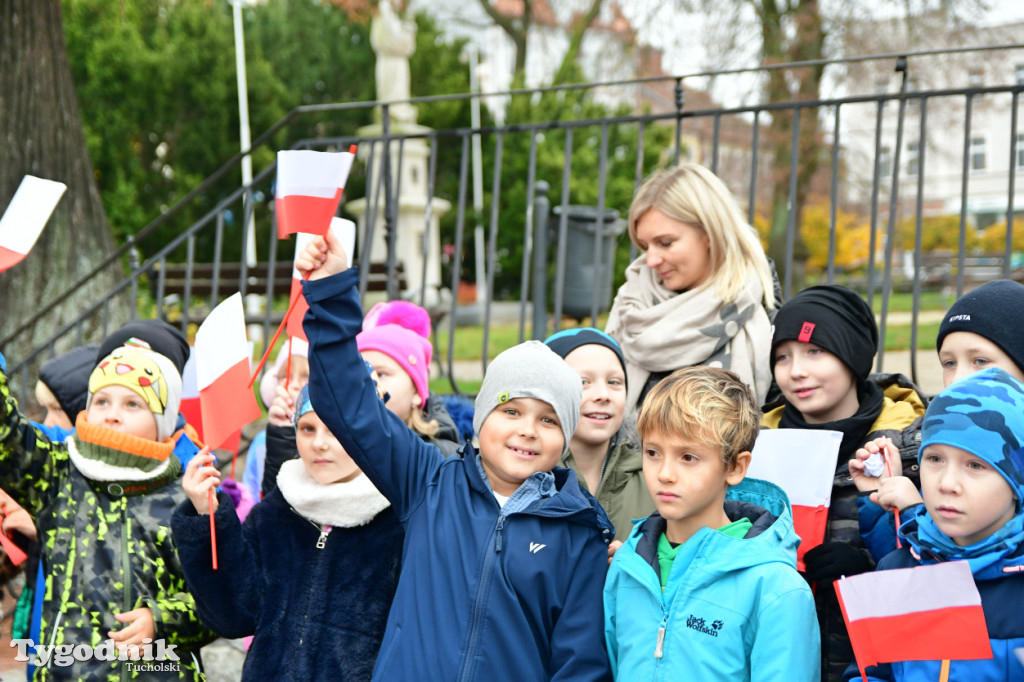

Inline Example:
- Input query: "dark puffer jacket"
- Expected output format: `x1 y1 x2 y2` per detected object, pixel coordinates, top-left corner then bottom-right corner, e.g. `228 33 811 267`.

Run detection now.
172 488 403 682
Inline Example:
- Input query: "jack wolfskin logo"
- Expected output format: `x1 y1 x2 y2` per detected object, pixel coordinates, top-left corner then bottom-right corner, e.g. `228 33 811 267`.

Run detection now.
529 542 546 554
685 615 723 637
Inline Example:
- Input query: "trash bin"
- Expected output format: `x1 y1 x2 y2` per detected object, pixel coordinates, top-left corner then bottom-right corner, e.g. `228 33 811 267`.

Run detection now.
552 205 625 320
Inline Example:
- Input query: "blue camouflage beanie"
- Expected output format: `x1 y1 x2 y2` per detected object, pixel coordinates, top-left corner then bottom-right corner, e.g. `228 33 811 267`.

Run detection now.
920 367 1024 509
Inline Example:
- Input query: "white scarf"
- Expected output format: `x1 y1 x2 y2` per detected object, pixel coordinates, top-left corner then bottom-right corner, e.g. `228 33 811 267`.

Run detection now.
276 459 391 528
605 256 772 408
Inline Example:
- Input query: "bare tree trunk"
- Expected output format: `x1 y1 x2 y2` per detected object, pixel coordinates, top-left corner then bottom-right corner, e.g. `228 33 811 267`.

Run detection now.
0 0 124 406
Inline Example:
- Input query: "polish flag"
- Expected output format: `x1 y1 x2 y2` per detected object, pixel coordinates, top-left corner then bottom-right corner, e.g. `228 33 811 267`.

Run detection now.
178 354 205 444
837 561 992 679
194 293 261 451
748 428 840 571
0 175 67 272
286 218 357 341
275 149 355 238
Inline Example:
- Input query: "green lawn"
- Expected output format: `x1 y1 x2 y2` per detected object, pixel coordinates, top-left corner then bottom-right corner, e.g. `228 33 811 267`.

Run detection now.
870 290 957 314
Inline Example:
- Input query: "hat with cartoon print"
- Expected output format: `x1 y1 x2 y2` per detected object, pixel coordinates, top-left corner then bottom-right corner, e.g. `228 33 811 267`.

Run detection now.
473 340 581 450
920 366 1024 510
87 345 183 442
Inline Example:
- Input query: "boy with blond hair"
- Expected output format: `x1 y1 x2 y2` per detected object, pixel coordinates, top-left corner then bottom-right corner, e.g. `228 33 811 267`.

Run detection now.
604 366 819 681
295 231 613 681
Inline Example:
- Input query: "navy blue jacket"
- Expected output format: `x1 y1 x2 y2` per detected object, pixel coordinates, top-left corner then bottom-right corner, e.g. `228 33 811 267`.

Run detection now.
172 488 403 681
303 269 613 682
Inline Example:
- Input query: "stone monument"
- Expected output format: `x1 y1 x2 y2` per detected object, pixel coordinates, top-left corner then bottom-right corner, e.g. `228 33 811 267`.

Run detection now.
348 0 449 306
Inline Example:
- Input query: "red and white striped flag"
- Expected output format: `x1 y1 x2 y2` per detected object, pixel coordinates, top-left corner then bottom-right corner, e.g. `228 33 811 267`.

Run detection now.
178 354 204 444
286 218 356 341
837 561 992 679
194 293 261 452
748 428 840 571
275 149 355 238
0 175 67 272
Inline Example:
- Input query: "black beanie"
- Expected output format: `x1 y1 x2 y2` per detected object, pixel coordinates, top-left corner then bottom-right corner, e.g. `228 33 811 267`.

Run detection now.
97 319 191 376
936 279 1024 375
771 285 878 382
544 327 628 388
38 344 100 420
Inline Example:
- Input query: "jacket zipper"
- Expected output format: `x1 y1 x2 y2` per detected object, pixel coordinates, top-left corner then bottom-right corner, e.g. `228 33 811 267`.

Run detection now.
120 497 131 682
298 510 333 549
457 514 505 682
621 552 670 662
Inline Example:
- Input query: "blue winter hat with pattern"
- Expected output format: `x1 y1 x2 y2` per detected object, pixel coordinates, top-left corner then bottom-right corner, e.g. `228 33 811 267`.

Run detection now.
920 366 1024 508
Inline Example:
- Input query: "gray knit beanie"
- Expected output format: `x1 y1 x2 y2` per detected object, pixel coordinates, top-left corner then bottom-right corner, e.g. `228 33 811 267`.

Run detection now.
473 340 582 451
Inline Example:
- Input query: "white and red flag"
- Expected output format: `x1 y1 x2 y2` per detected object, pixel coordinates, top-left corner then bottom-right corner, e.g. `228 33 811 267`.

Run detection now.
194 293 261 453
836 561 992 680
178 354 204 444
748 428 840 571
286 218 357 341
0 175 67 272
275 148 355 238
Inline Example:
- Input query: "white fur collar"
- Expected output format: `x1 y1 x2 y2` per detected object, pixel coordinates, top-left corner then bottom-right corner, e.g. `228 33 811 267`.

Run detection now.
276 459 391 528
66 436 175 482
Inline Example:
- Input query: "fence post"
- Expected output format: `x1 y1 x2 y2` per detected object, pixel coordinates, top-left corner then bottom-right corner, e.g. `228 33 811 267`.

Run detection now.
532 181 551 340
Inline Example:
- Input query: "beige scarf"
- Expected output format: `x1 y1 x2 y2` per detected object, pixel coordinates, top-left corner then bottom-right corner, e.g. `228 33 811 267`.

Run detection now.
605 256 772 409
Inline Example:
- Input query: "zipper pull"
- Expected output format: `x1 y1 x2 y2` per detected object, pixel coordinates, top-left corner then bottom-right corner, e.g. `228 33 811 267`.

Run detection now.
495 516 505 553
654 625 666 658
316 525 333 549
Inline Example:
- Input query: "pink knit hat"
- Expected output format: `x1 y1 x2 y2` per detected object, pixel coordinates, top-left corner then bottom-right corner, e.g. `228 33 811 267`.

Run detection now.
358 300 434 406
357 325 432 406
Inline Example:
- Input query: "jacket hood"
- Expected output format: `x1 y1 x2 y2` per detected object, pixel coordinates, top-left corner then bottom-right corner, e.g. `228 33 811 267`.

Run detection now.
424 392 461 444
898 503 1024 581
629 477 800 576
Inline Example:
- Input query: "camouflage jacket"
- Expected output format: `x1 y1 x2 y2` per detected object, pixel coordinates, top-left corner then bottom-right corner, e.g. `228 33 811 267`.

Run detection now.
0 371 214 681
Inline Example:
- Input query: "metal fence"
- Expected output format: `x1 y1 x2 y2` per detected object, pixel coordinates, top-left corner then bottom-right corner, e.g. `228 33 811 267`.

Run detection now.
5 44 1024 407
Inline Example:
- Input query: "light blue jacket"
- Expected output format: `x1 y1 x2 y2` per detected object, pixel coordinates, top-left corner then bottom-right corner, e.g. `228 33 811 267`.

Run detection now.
604 477 820 681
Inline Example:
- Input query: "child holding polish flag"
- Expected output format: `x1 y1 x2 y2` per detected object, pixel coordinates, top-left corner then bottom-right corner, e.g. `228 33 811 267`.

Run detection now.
841 367 1024 682
173 373 403 682
0 343 215 680
762 285 928 682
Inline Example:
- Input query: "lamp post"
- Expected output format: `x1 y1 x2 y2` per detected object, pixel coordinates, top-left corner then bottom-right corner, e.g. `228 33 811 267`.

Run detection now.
230 0 256 269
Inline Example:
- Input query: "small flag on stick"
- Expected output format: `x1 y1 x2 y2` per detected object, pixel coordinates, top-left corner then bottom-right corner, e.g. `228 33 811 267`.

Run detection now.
748 428 839 571
836 561 992 682
0 175 67 273
275 148 355 238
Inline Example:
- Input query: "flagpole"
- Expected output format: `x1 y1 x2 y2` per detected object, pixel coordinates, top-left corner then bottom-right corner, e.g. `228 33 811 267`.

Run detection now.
939 660 950 682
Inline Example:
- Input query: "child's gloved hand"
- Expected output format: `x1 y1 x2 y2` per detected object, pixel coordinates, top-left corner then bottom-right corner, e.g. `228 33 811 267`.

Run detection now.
802 542 873 583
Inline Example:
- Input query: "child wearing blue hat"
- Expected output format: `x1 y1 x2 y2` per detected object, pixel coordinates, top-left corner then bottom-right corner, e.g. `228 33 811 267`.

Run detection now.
843 367 1024 681
173 380 403 682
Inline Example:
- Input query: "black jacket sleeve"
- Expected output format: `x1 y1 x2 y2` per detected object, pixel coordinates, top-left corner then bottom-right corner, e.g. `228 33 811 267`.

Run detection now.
262 423 298 497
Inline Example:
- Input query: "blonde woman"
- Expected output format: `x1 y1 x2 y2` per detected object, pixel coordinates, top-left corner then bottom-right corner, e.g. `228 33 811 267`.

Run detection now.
606 164 777 410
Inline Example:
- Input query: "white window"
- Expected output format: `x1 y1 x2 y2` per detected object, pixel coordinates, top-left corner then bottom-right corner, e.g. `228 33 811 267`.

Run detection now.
970 137 986 171
878 146 892 179
907 140 920 176
968 69 984 88
1016 63 1024 86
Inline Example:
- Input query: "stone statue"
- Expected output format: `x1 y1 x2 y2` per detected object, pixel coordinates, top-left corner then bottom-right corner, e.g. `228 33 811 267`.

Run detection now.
370 0 417 124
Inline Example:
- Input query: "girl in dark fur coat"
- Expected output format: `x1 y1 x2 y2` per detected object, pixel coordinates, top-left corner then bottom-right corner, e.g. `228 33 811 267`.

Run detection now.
172 382 403 682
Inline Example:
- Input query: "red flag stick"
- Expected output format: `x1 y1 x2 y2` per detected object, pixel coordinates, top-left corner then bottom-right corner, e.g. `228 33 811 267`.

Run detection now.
209 486 218 571
249 282 306 388
883 437 901 549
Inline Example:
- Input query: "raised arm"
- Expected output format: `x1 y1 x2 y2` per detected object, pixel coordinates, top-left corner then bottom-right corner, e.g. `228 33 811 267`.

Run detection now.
296 233 445 519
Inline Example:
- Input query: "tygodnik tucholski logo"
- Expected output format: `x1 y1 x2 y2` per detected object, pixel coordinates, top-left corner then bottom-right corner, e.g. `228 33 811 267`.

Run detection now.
10 637 180 671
